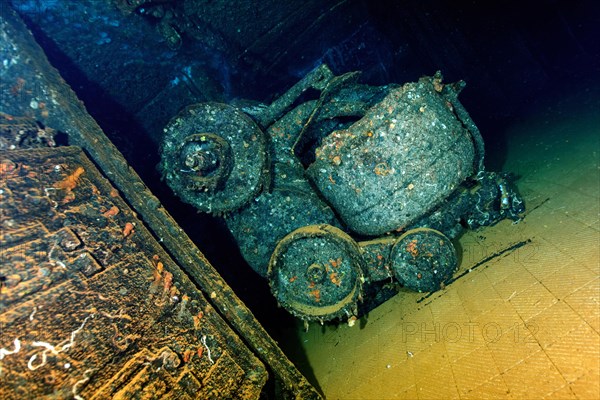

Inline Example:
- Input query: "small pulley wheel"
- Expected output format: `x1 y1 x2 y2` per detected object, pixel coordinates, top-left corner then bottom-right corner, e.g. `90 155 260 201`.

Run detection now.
160 103 267 214
268 224 364 322
391 228 457 292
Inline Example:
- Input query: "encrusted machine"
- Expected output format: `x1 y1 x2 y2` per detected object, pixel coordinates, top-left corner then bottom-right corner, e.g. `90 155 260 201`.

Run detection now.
0 2 524 397
159 65 525 325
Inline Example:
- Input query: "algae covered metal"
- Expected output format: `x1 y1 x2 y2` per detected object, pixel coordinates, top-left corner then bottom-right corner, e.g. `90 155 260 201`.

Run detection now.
160 64 524 324
307 73 481 236
160 102 268 214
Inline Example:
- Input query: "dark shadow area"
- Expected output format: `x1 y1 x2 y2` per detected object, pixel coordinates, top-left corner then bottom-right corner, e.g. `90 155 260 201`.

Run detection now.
17 12 162 181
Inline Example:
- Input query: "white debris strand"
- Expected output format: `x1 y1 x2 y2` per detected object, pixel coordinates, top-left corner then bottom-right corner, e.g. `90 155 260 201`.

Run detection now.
29 307 37 321
201 335 214 364
0 338 21 359
0 338 22 376
72 368 95 400
28 315 94 370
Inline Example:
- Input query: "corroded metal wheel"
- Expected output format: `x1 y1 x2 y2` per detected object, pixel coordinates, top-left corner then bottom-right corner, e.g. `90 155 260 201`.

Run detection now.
160 102 267 214
390 228 457 292
268 224 364 322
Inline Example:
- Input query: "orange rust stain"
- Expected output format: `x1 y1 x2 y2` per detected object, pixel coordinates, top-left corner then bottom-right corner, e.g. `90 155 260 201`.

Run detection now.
61 191 76 204
329 257 342 268
102 205 120 218
406 239 419 257
183 349 193 363
156 261 164 275
329 272 341 287
122 222 135 237
151 263 163 286
374 162 391 176
162 271 173 292
0 159 17 175
55 167 85 191
310 289 321 302
193 311 204 329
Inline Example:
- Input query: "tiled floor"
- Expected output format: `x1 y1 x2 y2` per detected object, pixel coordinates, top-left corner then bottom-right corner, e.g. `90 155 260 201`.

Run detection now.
295 106 600 399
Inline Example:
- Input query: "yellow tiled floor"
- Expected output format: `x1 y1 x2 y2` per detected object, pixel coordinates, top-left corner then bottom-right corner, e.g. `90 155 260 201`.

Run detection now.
293 107 600 399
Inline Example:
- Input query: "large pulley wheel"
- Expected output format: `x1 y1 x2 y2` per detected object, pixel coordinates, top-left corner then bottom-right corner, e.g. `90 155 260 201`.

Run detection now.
160 102 267 214
268 225 364 322
391 228 457 292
